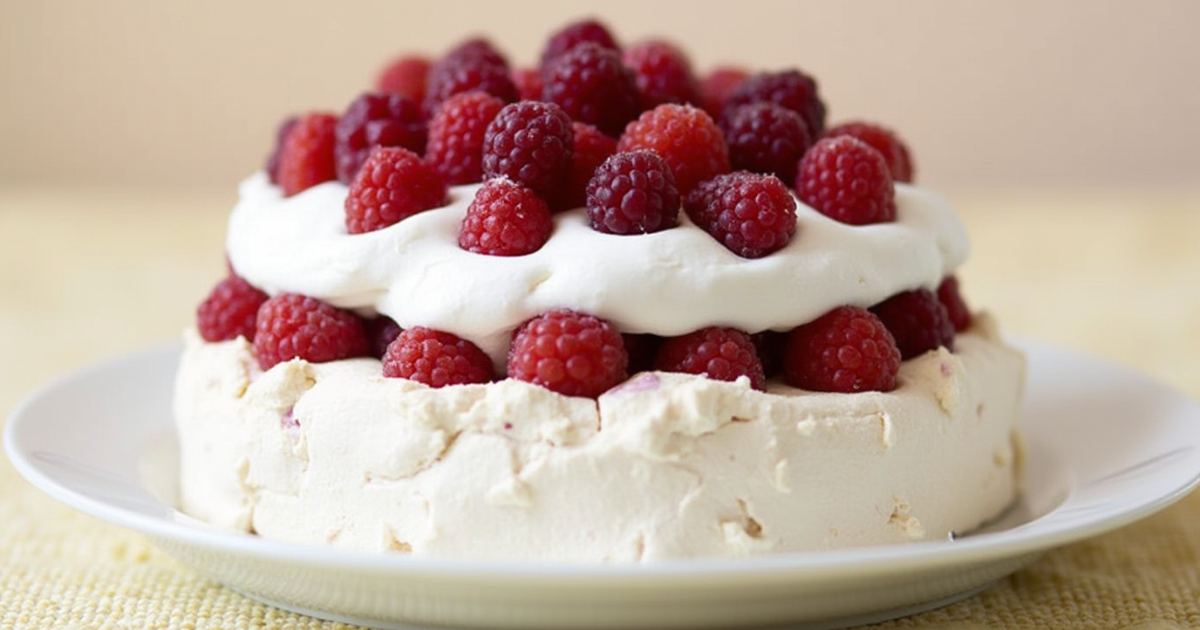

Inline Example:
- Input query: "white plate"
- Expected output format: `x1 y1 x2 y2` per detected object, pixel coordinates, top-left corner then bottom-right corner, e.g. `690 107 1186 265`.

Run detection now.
7 341 1200 630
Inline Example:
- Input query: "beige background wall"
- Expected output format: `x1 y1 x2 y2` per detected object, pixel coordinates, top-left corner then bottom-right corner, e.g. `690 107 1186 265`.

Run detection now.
1 0 1197 192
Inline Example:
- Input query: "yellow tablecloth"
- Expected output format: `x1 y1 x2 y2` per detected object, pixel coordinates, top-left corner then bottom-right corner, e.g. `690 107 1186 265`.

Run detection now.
1 186 1198 629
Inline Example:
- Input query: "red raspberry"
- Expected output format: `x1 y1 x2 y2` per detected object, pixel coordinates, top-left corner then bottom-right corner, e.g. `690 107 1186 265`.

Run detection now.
654 327 766 391
425 91 506 185
264 116 297 185
540 19 620 70
382 326 494 388
365 315 402 359
424 45 517 116
560 122 617 210
870 289 955 360
751 330 787 379
196 275 269 342
783 306 900 393
253 294 370 371
623 40 699 110
481 101 574 199
277 112 338 196
344 147 447 234
723 70 826 138
723 102 812 184
796 136 896 225
459 178 553 256
507 309 628 398
376 55 431 103
699 67 749 118
622 333 662 375
617 104 730 195
937 275 972 332
444 37 509 69
542 43 642 138
684 172 797 258
512 67 544 102
586 150 680 235
334 92 427 184
826 121 915 184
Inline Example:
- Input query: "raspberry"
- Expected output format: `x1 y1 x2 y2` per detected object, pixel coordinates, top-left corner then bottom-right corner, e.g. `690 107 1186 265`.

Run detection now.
382 326 494 388
196 275 269 342
458 178 553 256
277 112 338 196
871 289 955 360
699 67 749 118
345 147 447 234
542 43 642 138
425 91 506 185
366 315 402 359
481 101 574 199
783 306 900 393
507 309 628 398
751 330 787 379
937 275 972 332
512 67 544 102
424 45 517 116
796 136 896 225
560 122 617 210
540 19 620 70
723 70 826 138
623 40 699 110
253 294 369 371
444 37 509 69
585 150 680 235
264 116 297 185
622 333 662 375
654 327 766 391
334 92 427 183
723 102 812 183
617 104 730 195
376 55 431 103
684 171 797 258
825 121 915 183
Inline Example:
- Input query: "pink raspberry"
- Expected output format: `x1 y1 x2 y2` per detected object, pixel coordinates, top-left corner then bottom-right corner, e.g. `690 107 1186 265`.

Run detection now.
722 69 826 138
586 150 680 235
560 122 618 210
937 276 972 332
542 43 642 138
253 294 369 371
723 102 812 183
334 92 427 183
654 327 766 390
482 101 574 199
425 91 506 185
684 171 797 258
512 67 544 101
375 55 431 103
540 19 620 70
796 136 896 225
870 289 956 360
507 309 628 398
196 275 269 342
458 178 553 256
277 112 338 196
264 116 297 185
699 66 749 118
825 121 915 183
783 306 900 393
623 40 699 110
423 40 517 115
617 104 730 195
344 147 447 234
382 327 494 388
365 315 403 359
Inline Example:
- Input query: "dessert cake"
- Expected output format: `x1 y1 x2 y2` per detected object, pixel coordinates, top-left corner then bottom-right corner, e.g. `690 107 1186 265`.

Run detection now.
176 19 1025 562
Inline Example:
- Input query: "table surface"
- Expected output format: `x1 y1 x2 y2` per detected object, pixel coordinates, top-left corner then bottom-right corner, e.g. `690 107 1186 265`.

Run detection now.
1 185 1198 630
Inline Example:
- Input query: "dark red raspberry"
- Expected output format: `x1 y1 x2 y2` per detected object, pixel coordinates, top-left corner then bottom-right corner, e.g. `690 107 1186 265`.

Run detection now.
796 136 896 225
825 121 915 183
366 315 403 359
722 70 826 138
684 172 797 258
654 327 766 391
617 104 730 195
345 147 447 234
424 46 517 116
699 67 749 119
481 101 574 199
542 43 641 138
376 55 431 103
512 67 544 102
623 40 699 110
507 309 628 398
622 333 662 375
723 102 812 183
277 112 338 196
444 37 509 69
540 19 620 70
586 150 680 235
253 294 370 371
560 122 617 210
382 326 494 388
751 330 787 379
334 92 427 184
196 275 269 342
937 276 972 332
425 91 506 185
870 289 956 360
459 178 553 256
265 116 297 185
783 306 900 393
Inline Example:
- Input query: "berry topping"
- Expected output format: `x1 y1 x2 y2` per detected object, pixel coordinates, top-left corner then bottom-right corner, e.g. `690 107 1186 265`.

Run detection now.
617 104 730 195
424 44 517 116
654 327 766 391
723 69 826 138
265 116 297 185
277 112 338 196
425 91 506 185
796 136 896 225
723 102 813 183
334 92 427 183
512 67 544 102
586 150 680 235
507 309 628 398
684 171 797 258
458 178 553 256
623 40 699 110
542 43 642 138
783 306 900 393
540 19 620 69
253 294 370 371
196 275 269 343
937 276 972 332
375 55 431 103
825 121 915 183
870 289 955 359
699 66 749 118
382 326 494 388
560 122 618 210
481 101 574 199
344 147 447 234
366 315 403 359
